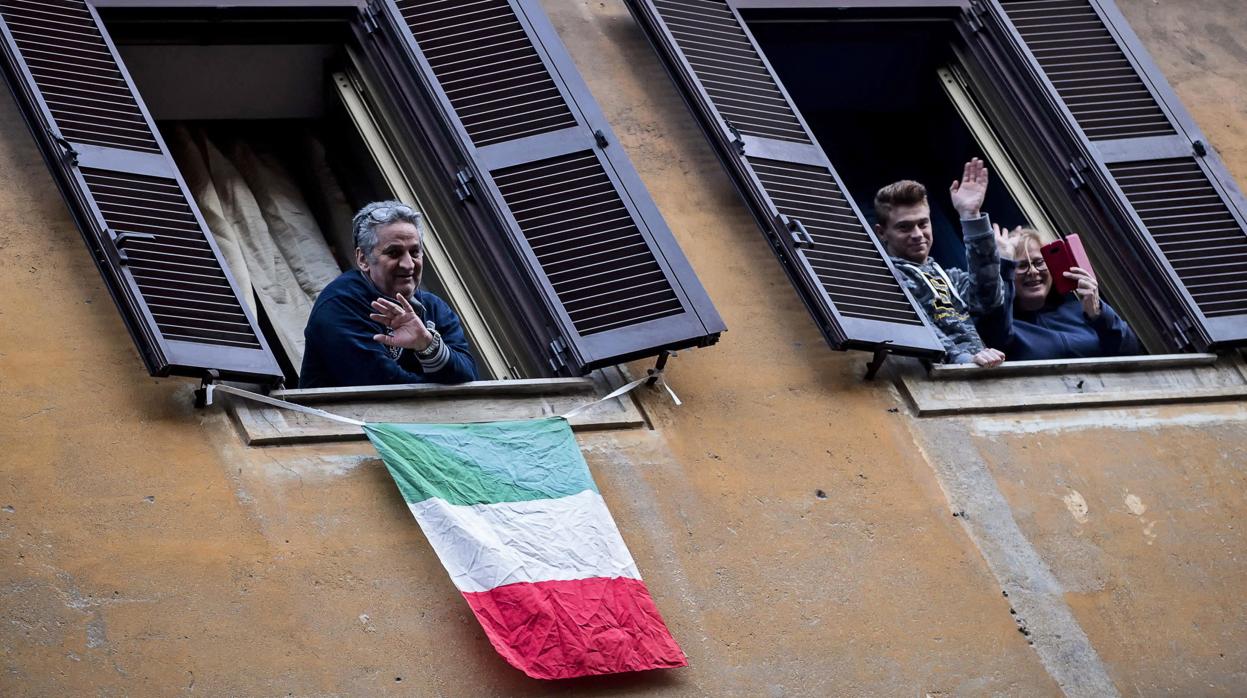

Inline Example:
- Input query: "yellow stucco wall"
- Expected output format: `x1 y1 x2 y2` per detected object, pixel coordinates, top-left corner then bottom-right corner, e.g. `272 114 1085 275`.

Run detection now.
1 1 1245 695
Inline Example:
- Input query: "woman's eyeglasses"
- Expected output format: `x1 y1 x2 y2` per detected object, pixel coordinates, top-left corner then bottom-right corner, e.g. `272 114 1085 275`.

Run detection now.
1015 258 1048 274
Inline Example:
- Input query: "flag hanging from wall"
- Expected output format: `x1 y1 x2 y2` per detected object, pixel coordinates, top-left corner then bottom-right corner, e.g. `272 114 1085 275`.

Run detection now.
363 418 687 680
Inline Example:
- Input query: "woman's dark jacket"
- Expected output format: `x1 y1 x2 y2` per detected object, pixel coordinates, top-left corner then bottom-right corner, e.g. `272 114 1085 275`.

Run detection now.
976 259 1140 361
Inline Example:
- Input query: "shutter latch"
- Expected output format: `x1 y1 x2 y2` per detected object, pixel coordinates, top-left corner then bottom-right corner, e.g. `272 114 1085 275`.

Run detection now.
454 167 475 202
1193 140 1208 157
594 129 610 149
725 120 745 156
104 229 155 266
548 337 569 374
193 370 221 409
48 130 78 167
778 214 814 249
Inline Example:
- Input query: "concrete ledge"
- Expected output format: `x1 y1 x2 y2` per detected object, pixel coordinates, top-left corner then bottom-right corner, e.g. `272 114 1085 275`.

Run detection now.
271 377 598 403
899 354 1247 416
928 353 1218 380
227 368 645 446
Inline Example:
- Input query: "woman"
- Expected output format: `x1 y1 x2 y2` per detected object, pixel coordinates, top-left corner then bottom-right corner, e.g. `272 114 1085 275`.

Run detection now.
979 227 1139 361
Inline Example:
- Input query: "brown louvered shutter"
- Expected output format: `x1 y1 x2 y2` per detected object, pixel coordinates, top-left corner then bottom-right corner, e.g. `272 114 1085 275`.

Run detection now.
981 0 1247 349
625 0 943 357
0 0 281 381
371 0 723 374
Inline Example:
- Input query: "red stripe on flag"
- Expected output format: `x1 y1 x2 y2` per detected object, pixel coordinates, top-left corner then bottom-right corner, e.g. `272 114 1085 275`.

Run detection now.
461 576 687 680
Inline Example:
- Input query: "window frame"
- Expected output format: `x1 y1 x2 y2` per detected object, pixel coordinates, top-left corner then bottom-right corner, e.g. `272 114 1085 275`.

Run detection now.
330 62 526 380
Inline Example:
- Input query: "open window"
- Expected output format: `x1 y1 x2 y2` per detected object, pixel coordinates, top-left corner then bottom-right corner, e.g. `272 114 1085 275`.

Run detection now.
0 0 725 388
626 0 1247 364
743 11 1046 268
97 4 531 384
965 0 1247 352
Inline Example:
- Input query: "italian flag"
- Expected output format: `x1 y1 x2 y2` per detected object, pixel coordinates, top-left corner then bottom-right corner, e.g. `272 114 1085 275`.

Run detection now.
364 418 687 680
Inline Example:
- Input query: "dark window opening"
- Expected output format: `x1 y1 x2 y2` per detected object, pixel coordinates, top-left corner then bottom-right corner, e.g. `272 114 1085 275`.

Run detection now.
747 12 1027 271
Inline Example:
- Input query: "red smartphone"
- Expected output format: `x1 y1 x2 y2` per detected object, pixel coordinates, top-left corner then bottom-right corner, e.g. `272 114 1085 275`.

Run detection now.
1041 234 1094 295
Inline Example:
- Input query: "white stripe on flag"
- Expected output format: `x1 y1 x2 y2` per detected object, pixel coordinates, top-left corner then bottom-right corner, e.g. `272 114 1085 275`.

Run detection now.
409 489 642 593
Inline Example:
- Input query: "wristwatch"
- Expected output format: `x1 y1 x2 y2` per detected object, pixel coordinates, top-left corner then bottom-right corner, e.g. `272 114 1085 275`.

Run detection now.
416 328 443 359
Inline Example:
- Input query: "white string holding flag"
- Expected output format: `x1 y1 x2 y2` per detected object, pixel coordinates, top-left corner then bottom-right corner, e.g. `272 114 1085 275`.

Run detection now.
202 371 681 425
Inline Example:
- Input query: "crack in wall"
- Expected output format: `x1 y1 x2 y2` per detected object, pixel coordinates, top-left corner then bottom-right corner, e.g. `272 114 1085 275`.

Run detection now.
906 417 1120 698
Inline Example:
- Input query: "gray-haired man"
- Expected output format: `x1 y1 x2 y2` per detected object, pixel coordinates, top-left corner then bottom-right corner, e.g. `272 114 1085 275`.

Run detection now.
300 201 477 387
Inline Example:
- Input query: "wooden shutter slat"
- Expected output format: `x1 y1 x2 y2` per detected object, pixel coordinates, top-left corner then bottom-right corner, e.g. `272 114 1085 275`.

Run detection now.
988 0 1247 348
376 0 723 373
626 0 944 357
0 1 281 380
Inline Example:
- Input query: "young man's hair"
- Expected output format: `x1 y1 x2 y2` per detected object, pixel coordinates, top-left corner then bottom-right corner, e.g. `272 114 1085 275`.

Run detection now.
874 180 928 228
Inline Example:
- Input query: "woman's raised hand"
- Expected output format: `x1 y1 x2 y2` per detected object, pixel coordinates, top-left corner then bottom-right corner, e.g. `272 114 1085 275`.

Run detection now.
992 223 1023 260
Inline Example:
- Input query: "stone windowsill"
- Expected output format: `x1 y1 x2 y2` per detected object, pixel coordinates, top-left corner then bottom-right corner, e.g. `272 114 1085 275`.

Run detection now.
226 367 646 446
897 352 1247 416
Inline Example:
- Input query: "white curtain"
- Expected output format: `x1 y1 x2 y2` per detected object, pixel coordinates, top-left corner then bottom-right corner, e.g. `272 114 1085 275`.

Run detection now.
168 125 348 371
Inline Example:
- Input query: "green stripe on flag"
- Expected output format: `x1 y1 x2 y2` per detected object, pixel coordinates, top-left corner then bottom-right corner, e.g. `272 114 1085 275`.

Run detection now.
363 418 597 506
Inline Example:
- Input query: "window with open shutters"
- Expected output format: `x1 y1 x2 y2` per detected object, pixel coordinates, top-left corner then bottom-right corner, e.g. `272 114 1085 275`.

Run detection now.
627 0 1247 364
971 0 1247 351
0 0 282 381
625 0 945 359
1 0 725 386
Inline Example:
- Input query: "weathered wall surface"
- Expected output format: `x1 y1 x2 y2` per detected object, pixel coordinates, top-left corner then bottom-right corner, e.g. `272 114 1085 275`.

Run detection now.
1 0 1245 696
1119 0 1247 186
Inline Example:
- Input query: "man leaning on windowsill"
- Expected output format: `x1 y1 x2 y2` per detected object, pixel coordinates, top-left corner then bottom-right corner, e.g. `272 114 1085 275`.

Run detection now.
874 158 1012 367
299 201 478 388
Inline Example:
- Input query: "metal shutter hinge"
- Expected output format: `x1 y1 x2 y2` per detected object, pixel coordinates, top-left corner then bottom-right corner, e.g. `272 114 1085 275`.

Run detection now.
548 337 569 373
778 214 814 248
965 0 986 33
594 129 609 148
361 1 380 34
725 120 745 156
104 229 155 266
1068 157 1090 190
338 71 365 95
1193 140 1207 157
454 168 475 202
1170 317 1195 349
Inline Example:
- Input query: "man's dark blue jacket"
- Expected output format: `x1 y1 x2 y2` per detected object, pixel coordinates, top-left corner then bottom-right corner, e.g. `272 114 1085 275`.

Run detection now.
977 259 1140 361
299 270 478 388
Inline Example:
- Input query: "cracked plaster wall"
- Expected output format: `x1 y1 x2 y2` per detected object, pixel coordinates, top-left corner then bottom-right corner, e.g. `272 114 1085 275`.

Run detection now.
0 0 1245 695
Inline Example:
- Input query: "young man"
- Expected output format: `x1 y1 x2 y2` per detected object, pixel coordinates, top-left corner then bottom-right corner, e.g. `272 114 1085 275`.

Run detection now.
874 158 1011 367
